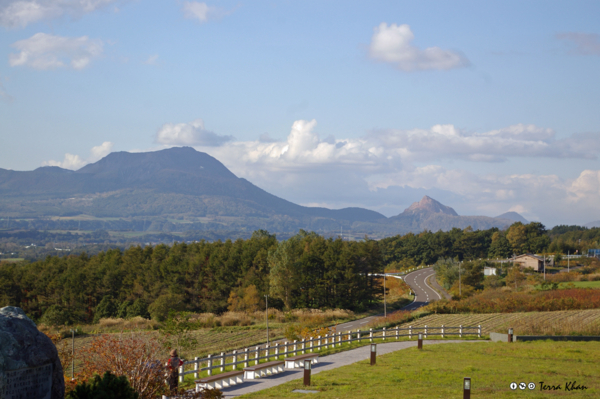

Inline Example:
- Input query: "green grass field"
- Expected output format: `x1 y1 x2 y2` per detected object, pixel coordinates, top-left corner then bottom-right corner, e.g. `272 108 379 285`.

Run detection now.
241 341 600 398
0 258 25 262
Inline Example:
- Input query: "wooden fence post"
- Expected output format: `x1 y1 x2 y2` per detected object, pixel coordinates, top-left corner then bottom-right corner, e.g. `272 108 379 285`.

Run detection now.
383 327 386 341
409 326 412 339
441 325 444 338
369 328 373 343
255 346 260 365
396 326 399 340
301 338 305 354
220 352 225 372
284 342 288 357
424 325 427 339
207 354 212 376
460 325 463 338
478 325 481 338
194 357 199 379
232 350 237 370
244 348 248 368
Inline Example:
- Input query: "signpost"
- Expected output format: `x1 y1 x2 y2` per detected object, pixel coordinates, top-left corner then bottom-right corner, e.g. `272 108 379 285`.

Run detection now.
508 328 513 343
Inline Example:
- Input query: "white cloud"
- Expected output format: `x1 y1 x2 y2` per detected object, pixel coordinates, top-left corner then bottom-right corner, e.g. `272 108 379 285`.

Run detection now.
9 33 103 70
368 23 469 71
181 1 230 23
0 0 120 28
144 54 159 65
556 32 600 56
155 119 234 146
167 119 600 224
43 141 113 170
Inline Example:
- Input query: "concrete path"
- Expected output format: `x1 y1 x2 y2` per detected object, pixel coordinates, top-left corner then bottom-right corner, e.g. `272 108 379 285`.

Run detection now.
219 339 481 397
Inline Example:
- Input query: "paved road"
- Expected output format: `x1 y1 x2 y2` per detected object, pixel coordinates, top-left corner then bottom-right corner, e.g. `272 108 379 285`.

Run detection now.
219 340 481 397
401 267 442 310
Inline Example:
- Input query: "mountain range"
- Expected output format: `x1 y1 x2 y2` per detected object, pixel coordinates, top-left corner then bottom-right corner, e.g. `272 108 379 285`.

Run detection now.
0 147 525 236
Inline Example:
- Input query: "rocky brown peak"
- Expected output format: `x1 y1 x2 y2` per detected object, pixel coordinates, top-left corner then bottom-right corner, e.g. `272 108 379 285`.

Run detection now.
403 196 459 216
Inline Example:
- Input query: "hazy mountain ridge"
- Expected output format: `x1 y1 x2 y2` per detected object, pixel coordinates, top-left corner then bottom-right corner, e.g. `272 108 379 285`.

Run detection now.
0 147 525 235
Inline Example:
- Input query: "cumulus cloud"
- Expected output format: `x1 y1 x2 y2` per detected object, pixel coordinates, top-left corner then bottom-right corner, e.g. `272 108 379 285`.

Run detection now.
175 119 600 224
155 119 234 146
0 0 120 28
9 33 103 70
43 141 113 170
182 1 230 23
556 32 600 56
368 23 469 71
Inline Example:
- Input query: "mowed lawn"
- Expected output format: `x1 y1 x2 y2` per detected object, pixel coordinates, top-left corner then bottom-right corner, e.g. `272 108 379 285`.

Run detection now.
241 341 599 398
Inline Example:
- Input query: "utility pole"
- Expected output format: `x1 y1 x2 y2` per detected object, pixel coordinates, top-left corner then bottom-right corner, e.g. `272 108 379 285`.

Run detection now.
265 295 269 346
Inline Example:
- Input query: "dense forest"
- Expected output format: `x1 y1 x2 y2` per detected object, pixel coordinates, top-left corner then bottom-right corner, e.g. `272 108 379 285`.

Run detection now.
0 230 383 324
1 222 599 325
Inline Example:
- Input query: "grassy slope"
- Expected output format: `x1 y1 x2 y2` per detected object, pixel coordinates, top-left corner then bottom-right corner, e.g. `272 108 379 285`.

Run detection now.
242 341 600 398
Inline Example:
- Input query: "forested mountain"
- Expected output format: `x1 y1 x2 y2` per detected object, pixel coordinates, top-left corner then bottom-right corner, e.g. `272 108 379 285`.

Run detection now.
0 147 526 235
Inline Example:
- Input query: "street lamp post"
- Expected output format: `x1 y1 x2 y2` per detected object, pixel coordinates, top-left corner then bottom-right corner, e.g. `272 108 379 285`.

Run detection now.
383 273 387 318
459 263 462 297
265 295 269 346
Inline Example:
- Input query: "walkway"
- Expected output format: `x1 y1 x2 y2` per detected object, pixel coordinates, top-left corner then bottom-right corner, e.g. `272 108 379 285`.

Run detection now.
219 339 481 397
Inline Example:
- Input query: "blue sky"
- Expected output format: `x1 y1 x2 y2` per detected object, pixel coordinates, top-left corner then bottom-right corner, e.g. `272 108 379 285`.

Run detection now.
1 0 600 226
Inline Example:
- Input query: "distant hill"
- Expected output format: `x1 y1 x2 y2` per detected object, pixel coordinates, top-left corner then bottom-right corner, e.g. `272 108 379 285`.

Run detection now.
387 196 515 233
495 211 528 224
0 147 385 232
586 221 600 228
0 147 524 235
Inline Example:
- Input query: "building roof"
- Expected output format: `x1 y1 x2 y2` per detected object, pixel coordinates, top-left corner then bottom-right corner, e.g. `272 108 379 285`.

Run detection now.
515 253 543 261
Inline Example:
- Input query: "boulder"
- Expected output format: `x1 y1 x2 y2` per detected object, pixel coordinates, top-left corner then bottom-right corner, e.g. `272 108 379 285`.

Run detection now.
0 306 64 399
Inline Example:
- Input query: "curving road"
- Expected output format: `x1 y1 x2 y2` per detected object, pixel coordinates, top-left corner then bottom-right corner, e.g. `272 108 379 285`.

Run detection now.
401 267 442 310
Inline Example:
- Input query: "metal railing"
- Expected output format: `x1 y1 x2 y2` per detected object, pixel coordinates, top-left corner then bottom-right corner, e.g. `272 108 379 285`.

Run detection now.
179 324 481 381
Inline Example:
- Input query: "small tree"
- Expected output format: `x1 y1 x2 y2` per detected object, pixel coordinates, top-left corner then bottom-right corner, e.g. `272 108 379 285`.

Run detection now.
158 311 198 357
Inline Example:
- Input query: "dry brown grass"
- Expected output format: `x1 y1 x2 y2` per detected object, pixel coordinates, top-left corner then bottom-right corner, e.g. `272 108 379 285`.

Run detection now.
398 308 600 336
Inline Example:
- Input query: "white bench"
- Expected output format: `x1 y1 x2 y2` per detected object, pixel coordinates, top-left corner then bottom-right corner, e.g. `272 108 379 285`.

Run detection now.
243 360 285 379
195 370 244 391
284 353 319 369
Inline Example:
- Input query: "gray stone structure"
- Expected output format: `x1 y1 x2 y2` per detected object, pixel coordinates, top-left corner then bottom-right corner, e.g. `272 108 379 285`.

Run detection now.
0 306 64 399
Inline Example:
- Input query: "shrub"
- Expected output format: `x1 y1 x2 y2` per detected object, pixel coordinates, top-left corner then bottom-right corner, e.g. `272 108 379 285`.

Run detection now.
74 333 168 399
66 372 139 399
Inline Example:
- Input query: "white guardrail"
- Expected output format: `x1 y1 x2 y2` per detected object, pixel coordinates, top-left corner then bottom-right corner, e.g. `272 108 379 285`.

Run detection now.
178 324 482 381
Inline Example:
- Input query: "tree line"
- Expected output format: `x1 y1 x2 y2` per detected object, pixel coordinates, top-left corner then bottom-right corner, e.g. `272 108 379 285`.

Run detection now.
0 230 382 325
1 221 598 325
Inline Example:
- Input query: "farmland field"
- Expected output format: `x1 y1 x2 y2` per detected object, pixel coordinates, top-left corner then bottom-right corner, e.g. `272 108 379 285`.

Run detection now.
399 309 600 336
